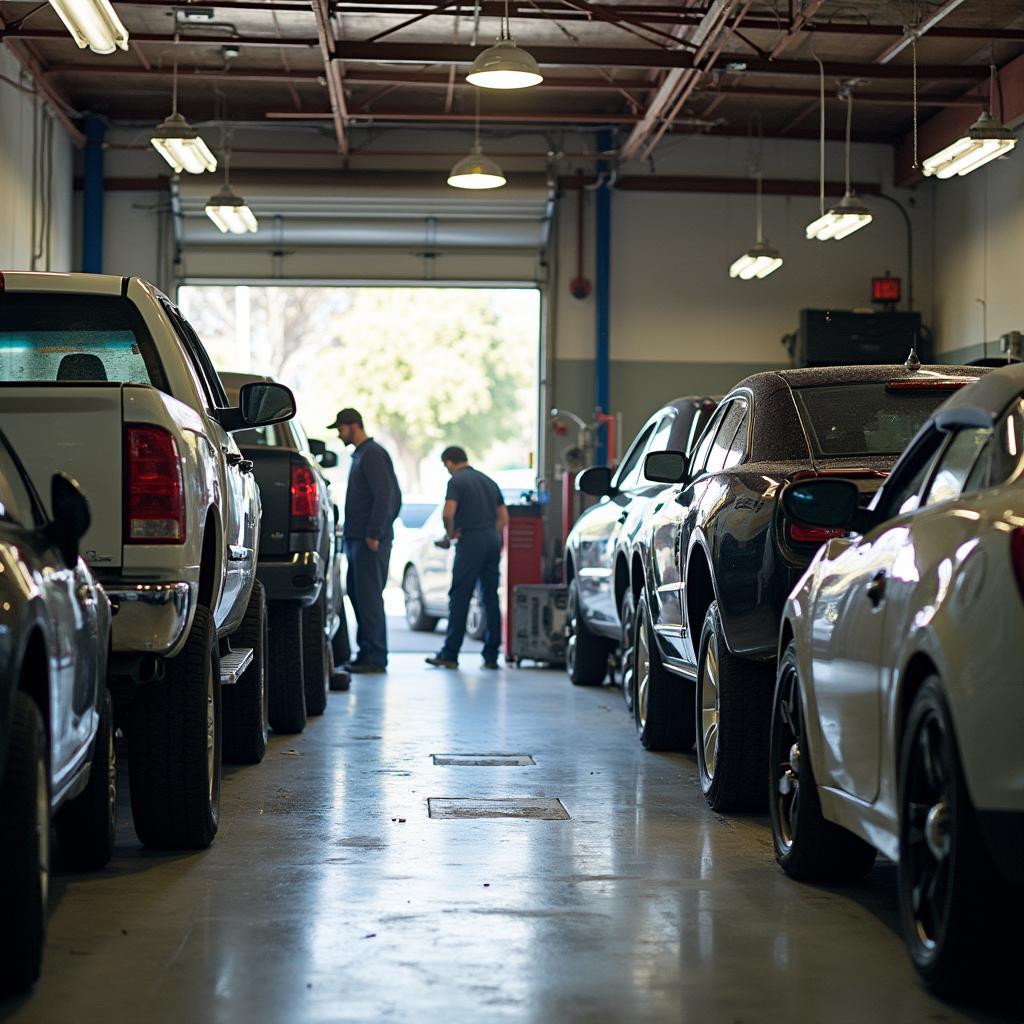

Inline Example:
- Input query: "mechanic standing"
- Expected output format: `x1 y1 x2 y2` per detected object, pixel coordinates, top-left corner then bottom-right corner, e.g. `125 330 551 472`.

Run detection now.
329 408 401 674
426 446 509 671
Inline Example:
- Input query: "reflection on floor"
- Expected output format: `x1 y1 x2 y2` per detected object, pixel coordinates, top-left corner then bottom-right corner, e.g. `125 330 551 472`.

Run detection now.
3 656 1009 1023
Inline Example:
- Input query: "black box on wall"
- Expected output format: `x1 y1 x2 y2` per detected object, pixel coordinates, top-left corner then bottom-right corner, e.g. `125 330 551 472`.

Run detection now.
787 310 928 367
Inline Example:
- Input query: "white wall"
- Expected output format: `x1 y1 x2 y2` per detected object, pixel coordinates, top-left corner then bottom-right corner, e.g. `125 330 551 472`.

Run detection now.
0 48 74 271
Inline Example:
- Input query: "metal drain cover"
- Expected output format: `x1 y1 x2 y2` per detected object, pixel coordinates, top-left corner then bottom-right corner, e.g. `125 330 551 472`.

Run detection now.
432 754 535 766
428 797 569 820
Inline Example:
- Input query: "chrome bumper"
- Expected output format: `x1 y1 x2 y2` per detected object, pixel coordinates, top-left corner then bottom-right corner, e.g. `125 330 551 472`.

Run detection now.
107 582 192 655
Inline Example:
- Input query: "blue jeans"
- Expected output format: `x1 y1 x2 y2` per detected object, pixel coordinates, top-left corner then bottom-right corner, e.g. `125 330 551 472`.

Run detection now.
345 538 391 667
440 529 502 663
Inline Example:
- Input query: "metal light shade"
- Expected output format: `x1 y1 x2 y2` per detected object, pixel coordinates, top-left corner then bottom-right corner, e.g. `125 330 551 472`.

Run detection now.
466 37 543 89
729 242 783 280
205 185 258 234
48 0 128 53
447 146 507 190
150 113 218 174
805 192 873 241
922 111 1018 179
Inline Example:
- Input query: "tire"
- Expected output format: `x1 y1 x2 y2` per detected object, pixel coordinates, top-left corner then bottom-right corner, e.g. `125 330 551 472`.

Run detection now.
769 641 876 882
128 605 221 850
633 592 693 751
222 581 269 765
466 589 486 642
619 589 636 712
566 578 611 686
302 593 329 717
331 593 351 668
897 678 1004 997
55 687 116 870
695 601 774 812
268 601 306 734
403 567 439 632
0 693 48 995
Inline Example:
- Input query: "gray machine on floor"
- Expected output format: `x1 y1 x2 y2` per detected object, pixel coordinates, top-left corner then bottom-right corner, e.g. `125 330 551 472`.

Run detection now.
509 584 568 666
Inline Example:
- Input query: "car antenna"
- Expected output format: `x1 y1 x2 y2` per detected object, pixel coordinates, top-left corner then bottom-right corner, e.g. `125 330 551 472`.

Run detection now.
904 347 921 372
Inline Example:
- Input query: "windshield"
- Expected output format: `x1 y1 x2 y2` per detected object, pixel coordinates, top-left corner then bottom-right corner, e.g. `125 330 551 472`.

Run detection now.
794 383 965 458
399 503 436 530
0 293 165 388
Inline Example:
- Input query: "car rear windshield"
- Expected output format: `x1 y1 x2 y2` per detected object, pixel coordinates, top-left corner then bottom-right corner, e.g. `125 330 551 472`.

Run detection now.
0 292 166 389
794 382 964 457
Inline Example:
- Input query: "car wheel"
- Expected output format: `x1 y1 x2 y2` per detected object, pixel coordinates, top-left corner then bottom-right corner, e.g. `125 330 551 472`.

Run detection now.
695 601 773 812
302 593 329 717
466 589 486 641
769 641 876 881
619 589 636 712
403 567 439 632
55 687 117 870
222 581 269 765
267 601 306 735
633 591 693 751
331 592 352 672
129 605 221 849
0 692 48 995
898 678 1002 997
566 578 611 686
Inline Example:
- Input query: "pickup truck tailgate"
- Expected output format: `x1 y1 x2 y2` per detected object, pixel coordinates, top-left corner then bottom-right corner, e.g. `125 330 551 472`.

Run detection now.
240 445 292 556
0 384 124 569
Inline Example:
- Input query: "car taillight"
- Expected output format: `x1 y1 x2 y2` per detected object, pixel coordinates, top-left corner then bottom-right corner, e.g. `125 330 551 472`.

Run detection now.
125 425 185 543
1012 528 1024 600
290 463 319 529
789 524 848 544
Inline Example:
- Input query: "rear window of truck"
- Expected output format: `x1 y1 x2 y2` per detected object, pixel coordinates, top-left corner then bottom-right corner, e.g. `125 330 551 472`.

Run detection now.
0 293 167 389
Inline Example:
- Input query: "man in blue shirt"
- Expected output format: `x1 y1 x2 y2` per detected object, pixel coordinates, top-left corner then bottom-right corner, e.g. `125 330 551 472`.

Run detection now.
329 408 401 674
426 446 508 670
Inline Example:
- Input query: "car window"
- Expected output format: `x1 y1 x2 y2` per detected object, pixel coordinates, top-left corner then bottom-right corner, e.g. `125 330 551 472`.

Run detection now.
922 427 992 508
400 503 436 530
706 401 747 474
875 427 944 520
613 423 656 490
234 425 276 447
723 406 749 471
688 406 727 479
0 434 39 527
647 414 674 455
162 302 229 409
988 399 1024 487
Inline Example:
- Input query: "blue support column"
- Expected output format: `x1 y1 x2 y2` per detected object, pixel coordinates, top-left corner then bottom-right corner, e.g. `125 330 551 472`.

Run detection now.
594 128 612 466
82 117 105 273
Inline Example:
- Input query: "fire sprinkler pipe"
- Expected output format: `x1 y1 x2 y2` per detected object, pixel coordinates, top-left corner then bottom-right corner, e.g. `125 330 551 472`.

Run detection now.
594 128 612 466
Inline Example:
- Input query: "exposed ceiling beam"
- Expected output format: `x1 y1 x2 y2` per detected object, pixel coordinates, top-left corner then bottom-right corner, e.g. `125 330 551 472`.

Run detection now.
560 174 883 196
875 0 966 64
769 0 824 58
310 0 348 154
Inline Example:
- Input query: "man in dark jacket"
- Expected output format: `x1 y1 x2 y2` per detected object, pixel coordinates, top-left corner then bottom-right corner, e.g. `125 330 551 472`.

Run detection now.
329 408 401 674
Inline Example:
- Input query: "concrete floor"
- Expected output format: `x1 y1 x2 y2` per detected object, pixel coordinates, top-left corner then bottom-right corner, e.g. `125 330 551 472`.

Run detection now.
2 656 1016 1024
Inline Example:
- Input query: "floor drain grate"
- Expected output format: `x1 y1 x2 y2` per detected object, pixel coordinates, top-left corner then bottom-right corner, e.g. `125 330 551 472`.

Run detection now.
432 754 535 766
428 797 569 820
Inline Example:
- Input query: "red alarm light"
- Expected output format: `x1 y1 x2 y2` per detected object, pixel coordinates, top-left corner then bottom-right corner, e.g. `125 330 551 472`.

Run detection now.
872 276 901 303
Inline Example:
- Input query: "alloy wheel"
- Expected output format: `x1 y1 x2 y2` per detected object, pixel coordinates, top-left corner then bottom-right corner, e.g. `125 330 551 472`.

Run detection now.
403 571 423 627
566 586 579 675
771 662 802 851
700 637 720 780
620 596 636 711
635 614 650 731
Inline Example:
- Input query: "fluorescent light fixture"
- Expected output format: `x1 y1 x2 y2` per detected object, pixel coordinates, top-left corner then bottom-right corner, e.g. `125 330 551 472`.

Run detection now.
150 112 217 174
730 243 783 280
922 111 1017 179
467 37 543 89
205 184 258 234
805 191 873 241
447 145 507 190
49 0 128 54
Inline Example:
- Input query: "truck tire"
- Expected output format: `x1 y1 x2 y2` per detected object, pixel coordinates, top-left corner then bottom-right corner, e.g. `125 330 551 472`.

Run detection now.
55 687 116 871
223 581 269 765
128 605 221 849
566 578 611 686
302 593 329 717
268 601 306 734
0 693 48 995
332 593 352 669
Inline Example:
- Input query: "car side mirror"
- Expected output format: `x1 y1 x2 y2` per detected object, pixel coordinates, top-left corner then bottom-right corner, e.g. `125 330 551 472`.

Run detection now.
48 473 90 568
644 450 688 484
781 478 862 530
309 438 339 468
239 381 296 428
576 466 614 497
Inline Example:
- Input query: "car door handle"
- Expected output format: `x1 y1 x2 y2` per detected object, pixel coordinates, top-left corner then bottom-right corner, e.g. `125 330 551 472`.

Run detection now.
222 448 243 466
866 570 887 607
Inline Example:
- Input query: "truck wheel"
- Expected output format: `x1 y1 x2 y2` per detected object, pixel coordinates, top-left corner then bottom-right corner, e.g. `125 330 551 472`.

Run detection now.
55 687 116 870
268 601 306 734
302 594 329 717
633 592 693 751
566 578 611 686
0 692 48 995
223 581 269 765
331 593 352 669
403 567 439 632
129 605 221 849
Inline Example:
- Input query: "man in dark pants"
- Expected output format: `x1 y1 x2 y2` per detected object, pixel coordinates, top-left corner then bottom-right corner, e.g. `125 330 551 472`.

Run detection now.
329 408 401 674
426 446 509 670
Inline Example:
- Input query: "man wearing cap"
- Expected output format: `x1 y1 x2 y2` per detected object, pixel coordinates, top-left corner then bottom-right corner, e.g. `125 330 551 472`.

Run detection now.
329 408 402 674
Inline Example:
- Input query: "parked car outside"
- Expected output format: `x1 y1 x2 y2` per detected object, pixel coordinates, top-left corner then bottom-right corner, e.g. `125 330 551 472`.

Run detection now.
390 499 439 587
627 363 986 813
0 272 295 849
0 430 113 994
771 362 1023 997
564 395 717 705
221 371 349 728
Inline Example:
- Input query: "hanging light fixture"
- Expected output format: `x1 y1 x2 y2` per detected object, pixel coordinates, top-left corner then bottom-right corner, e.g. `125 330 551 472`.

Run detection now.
205 145 258 233
730 147 782 280
448 91 506 190
466 0 542 89
806 83 872 242
150 38 217 174
923 66 1017 178
48 0 129 54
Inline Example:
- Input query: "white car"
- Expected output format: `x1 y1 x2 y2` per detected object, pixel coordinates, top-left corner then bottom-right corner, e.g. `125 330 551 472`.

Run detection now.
772 363 1022 997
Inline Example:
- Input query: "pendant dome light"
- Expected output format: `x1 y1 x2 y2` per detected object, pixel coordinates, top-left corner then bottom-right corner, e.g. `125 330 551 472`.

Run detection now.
448 91 507 190
205 143 258 233
466 0 542 89
150 37 217 174
730 120 782 280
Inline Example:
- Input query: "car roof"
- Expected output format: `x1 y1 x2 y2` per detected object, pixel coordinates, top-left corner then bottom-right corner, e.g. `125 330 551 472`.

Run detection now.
930 361 1024 429
736 363 985 394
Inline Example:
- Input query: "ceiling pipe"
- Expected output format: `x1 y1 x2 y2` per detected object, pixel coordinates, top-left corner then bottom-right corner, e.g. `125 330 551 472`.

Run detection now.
875 0 967 64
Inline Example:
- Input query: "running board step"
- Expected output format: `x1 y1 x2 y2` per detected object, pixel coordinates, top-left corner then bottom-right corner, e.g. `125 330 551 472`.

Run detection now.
220 647 254 686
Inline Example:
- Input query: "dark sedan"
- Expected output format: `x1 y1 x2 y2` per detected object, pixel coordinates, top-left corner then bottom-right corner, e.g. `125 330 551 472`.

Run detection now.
628 363 985 813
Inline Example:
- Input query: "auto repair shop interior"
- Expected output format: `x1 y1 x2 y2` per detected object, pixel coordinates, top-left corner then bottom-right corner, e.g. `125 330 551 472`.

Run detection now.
0 0 1023 1021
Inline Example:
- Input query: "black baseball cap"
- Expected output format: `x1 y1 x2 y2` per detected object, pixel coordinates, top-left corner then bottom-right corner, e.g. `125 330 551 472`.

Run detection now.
327 408 362 429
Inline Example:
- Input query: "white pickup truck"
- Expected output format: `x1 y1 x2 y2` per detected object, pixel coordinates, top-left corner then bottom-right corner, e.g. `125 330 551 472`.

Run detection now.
0 271 296 849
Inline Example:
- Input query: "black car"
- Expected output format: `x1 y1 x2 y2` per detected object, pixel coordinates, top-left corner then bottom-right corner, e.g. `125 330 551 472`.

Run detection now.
629 363 985 812
0 432 113 994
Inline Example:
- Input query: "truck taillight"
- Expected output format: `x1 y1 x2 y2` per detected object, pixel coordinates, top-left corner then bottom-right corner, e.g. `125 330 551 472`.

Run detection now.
125 425 185 543
1012 528 1024 600
290 463 319 528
